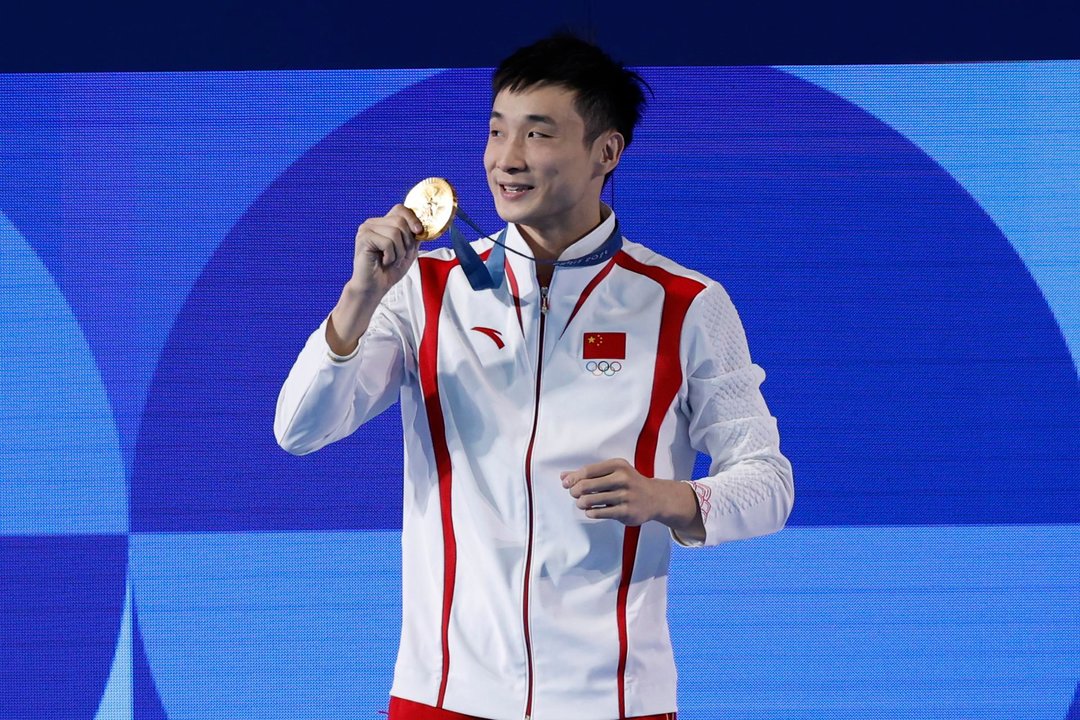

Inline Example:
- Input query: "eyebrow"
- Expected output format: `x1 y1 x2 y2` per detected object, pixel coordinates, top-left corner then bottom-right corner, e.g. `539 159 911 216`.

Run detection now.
489 110 558 126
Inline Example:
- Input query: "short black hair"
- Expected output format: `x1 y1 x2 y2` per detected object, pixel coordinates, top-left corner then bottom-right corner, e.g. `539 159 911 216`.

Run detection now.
492 34 649 147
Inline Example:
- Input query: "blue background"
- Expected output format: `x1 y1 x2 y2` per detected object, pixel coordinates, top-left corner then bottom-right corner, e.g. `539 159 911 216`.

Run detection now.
1 64 1078 718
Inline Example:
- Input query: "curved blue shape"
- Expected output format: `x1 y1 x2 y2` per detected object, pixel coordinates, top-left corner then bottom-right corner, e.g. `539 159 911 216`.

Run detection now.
0 70 439 476
132 593 169 720
0 536 127 720
0 211 126 535
0 75 64 274
132 68 497 532
623 66 1079 525
781 62 1080 373
94 579 131 720
669 525 1080 719
127 527 1079 720
132 67 1079 531
130 531 402 719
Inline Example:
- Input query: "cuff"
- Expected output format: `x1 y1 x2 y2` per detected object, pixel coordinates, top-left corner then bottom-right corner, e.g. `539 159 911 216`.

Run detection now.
670 480 711 548
321 315 363 363
327 340 361 363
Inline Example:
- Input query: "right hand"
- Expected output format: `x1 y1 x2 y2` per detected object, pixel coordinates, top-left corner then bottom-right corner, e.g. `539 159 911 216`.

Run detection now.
348 204 424 300
327 205 424 355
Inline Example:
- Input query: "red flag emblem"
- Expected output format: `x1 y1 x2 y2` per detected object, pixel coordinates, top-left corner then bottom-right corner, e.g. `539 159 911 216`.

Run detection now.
583 332 626 359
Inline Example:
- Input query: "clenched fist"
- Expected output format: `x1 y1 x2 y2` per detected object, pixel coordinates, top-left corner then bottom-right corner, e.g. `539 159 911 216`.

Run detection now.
349 204 424 300
326 205 423 355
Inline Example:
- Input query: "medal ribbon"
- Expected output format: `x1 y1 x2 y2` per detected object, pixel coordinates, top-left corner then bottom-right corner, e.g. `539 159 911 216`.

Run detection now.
449 218 505 291
450 209 623 291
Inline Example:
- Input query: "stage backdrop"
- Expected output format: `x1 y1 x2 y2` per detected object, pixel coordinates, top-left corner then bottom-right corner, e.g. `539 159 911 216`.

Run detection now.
1 64 1078 720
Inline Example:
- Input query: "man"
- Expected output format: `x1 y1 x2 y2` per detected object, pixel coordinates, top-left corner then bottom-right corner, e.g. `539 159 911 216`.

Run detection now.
276 35 793 720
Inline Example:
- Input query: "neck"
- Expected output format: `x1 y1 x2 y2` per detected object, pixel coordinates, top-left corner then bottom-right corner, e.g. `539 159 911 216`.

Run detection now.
518 203 610 264
524 204 613 288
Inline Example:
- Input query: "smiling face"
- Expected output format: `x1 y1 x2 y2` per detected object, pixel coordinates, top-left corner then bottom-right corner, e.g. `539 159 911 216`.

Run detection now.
484 84 623 253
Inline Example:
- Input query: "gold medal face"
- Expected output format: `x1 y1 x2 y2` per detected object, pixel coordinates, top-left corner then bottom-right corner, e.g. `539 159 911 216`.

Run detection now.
403 177 457 241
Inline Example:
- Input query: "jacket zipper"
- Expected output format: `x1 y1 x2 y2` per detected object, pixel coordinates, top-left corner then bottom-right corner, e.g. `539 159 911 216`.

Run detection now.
522 284 549 720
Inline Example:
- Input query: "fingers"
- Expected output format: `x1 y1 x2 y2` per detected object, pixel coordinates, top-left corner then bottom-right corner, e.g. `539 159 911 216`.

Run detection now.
573 489 624 511
565 475 621 499
582 504 625 520
560 458 654 526
574 484 646 524
353 205 425 278
390 204 425 237
358 225 400 267
561 458 632 496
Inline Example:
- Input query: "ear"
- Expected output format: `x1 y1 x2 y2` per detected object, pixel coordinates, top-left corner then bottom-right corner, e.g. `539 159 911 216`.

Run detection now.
594 130 626 177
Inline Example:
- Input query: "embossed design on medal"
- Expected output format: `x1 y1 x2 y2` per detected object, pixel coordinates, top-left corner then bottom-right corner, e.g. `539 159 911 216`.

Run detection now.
403 177 458 240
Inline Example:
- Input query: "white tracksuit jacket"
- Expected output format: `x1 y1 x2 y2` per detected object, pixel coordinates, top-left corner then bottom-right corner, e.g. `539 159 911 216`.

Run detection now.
275 211 794 720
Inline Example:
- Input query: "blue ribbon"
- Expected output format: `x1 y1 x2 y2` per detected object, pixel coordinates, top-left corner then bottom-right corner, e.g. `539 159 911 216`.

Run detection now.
450 222 505 291
451 209 623 291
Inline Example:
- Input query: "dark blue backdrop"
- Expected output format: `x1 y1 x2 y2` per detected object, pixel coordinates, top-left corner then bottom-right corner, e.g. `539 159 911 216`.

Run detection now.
1 63 1078 719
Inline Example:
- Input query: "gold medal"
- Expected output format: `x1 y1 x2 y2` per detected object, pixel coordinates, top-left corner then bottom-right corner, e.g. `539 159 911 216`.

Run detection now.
403 177 458 241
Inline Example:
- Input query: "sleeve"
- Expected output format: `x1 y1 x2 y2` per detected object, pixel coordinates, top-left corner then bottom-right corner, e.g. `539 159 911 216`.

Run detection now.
273 274 416 456
673 281 794 547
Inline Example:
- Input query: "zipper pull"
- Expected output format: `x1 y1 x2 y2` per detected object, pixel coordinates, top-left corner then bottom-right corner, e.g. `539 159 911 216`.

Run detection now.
540 286 549 314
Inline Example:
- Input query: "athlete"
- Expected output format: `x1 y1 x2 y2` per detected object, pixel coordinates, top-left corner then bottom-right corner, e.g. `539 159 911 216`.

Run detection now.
276 35 793 720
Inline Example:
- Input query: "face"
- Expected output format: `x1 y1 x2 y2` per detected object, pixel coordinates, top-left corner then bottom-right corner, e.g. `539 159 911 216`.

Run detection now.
484 84 620 245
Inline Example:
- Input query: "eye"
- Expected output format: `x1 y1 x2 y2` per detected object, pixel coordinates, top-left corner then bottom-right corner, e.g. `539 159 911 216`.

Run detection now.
488 128 503 138
527 131 549 138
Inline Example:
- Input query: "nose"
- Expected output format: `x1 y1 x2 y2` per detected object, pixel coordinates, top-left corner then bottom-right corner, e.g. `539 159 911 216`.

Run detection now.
493 136 526 173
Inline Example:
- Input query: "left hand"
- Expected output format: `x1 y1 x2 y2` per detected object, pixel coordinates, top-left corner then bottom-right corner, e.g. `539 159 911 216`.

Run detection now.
561 458 663 526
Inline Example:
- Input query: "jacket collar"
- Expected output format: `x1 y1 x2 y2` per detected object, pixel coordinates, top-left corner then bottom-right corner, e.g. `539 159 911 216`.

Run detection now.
502 204 617 265
500 205 621 318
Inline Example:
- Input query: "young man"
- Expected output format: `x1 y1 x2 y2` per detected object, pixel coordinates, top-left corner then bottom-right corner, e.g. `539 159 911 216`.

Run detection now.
276 36 793 720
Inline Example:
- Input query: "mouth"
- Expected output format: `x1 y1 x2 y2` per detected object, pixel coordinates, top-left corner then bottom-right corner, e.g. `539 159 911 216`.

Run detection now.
499 183 534 196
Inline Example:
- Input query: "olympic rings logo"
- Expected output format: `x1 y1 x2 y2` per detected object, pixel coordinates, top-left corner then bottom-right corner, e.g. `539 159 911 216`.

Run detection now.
585 360 623 376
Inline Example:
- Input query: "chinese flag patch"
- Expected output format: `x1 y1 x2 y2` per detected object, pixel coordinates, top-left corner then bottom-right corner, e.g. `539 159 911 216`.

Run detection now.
583 332 626 359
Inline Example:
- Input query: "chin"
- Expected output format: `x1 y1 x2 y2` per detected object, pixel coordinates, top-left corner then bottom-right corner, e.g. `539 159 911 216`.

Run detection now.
491 201 530 226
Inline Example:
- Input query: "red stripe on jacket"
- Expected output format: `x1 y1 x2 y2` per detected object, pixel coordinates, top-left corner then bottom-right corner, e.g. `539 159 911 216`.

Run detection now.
417 255 461 708
612 251 706 719
416 249 495 707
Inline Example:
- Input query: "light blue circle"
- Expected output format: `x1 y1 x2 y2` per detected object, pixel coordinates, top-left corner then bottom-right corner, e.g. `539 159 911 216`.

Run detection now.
0 211 126 534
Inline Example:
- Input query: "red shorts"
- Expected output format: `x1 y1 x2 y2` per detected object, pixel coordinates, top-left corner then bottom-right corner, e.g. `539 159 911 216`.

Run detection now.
388 696 676 720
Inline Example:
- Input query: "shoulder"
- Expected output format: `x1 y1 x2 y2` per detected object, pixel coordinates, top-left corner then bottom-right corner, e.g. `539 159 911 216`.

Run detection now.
616 240 724 304
617 241 747 348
